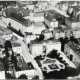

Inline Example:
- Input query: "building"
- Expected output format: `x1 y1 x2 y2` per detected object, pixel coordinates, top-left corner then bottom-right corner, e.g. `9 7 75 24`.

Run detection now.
2 8 32 35
15 55 35 79
65 17 80 30
30 40 61 57
73 30 80 38
24 33 39 44
28 12 44 22
0 26 13 40
42 29 53 40
33 22 46 35
64 41 80 67
26 4 34 10
2 31 13 40
44 14 58 28
0 60 5 79
12 42 22 56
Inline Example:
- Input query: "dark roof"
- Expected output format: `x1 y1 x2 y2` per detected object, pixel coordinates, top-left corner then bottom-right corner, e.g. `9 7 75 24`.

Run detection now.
12 42 21 47
22 9 30 17
67 17 80 22
3 7 17 17
17 56 34 71
67 41 80 57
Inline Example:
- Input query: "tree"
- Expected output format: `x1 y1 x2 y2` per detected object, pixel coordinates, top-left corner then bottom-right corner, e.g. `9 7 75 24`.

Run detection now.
5 40 12 50
6 73 15 79
18 74 28 79
5 40 12 56
39 34 44 41
47 49 58 58
33 75 39 79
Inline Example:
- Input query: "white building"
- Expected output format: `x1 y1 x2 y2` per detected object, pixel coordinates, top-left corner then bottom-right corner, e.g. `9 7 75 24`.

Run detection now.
0 60 5 79
44 15 58 28
65 17 80 30
73 30 80 38
12 42 22 56
30 40 61 57
26 4 34 10
24 34 39 44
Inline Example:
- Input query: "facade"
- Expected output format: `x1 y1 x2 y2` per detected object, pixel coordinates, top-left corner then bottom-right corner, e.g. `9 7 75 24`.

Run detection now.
44 14 58 28
65 17 80 30
26 4 34 10
12 42 22 56
64 41 80 67
73 30 80 38
24 34 39 44
30 40 61 57
0 60 5 79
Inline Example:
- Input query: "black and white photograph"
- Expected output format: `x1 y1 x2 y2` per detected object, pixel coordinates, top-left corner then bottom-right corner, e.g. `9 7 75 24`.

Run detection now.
0 0 80 79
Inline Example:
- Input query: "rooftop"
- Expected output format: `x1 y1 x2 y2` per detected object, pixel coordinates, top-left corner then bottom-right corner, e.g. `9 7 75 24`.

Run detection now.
34 12 44 17
67 41 80 57
12 42 21 47
67 17 80 22
16 56 34 71
30 39 60 46
34 22 45 27
45 14 56 22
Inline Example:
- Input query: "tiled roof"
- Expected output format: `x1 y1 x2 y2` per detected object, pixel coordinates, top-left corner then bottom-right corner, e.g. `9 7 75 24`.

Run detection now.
12 42 21 47
67 41 80 56
17 56 34 71
30 39 60 46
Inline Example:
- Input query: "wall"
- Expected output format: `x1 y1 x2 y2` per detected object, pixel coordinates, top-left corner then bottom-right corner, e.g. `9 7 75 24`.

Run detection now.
44 18 52 28
46 42 61 54
44 32 53 40
72 22 80 30
15 69 35 79
0 71 5 79
31 44 43 57
73 30 80 38
2 34 13 40
2 16 10 25
12 46 22 55
10 18 23 31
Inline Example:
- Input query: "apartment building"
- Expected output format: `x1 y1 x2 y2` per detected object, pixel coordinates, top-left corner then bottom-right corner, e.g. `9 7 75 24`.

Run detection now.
44 14 58 28
65 17 80 30
64 41 80 67
30 40 61 57
12 42 22 56
15 55 35 79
